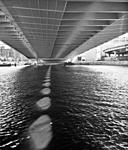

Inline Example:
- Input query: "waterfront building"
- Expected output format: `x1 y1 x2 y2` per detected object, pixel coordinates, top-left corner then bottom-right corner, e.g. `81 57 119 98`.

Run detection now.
0 42 28 64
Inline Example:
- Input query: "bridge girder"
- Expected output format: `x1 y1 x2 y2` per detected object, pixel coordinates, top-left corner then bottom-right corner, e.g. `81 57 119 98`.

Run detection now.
0 0 127 60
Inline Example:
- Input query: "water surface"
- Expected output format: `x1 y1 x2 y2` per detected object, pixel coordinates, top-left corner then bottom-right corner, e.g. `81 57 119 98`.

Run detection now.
0 65 128 150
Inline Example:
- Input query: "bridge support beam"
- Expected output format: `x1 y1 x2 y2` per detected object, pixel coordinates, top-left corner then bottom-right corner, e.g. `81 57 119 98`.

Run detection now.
66 14 128 60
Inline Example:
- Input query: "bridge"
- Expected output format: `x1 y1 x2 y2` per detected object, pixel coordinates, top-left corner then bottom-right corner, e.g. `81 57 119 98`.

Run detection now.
104 44 128 54
0 0 128 61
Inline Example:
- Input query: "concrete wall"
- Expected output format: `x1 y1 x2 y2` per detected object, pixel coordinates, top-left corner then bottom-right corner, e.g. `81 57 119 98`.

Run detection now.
76 61 128 66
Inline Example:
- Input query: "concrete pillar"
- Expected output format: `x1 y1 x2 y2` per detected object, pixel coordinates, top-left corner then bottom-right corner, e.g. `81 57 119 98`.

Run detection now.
113 51 117 56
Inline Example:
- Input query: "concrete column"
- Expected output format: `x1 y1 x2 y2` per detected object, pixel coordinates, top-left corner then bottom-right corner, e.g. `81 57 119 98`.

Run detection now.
113 51 117 56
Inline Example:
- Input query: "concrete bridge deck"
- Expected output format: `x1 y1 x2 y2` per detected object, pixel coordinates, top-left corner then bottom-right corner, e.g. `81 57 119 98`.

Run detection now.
0 0 128 61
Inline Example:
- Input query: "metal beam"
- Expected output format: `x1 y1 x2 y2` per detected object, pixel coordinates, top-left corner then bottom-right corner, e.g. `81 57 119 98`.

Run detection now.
0 0 37 58
66 14 128 59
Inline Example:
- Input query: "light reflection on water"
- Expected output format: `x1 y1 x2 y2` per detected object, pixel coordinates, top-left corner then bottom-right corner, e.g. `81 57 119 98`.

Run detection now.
50 65 128 150
0 65 128 150
30 66 52 150
0 66 30 149
0 66 25 75
85 65 128 85
0 66 49 149
0 67 24 126
29 115 52 150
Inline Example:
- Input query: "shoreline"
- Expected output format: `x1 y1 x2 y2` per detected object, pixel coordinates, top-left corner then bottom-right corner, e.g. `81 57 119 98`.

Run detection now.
68 61 128 66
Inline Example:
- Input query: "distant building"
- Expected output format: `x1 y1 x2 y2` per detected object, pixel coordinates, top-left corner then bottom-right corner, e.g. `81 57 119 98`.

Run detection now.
73 32 128 62
77 56 82 61
0 46 28 62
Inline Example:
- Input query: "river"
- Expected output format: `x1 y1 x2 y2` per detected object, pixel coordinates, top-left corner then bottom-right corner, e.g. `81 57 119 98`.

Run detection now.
0 65 128 150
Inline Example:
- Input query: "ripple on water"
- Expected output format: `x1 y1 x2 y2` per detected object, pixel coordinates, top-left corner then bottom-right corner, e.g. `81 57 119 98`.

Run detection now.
0 139 20 149
29 115 52 150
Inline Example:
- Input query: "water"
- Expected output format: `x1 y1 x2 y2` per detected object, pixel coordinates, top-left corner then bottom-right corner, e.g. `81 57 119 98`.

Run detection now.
0 65 128 150
0 66 48 149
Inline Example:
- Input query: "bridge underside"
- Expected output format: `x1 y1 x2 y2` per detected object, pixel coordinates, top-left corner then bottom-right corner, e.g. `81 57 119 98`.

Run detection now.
0 0 128 60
